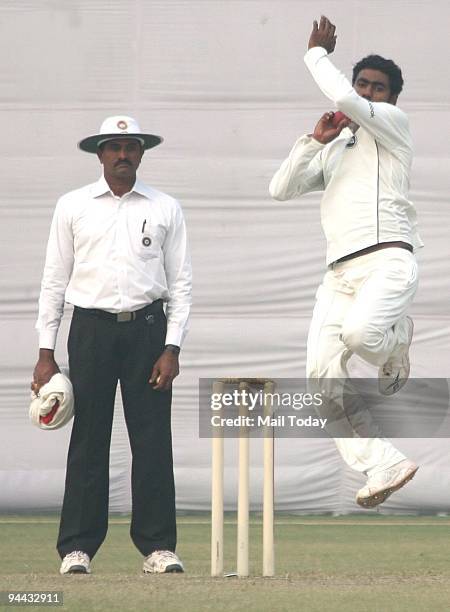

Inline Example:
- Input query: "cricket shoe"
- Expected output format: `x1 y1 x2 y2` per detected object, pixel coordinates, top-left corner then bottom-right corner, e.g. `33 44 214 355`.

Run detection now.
143 550 184 574
378 316 414 396
60 551 91 574
356 459 419 508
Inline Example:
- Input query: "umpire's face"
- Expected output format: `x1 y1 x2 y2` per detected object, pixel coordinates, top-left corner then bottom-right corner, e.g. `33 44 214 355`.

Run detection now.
97 138 144 182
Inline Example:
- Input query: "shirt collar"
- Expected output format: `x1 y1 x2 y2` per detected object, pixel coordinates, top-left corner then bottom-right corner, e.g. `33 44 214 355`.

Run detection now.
90 175 152 200
132 178 154 199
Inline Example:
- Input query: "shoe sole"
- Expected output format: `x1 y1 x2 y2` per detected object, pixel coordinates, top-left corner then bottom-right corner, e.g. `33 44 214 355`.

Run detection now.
61 566 90 575
164 564 184 573
378 317 414 396
143 564 184 574
356 466 419 508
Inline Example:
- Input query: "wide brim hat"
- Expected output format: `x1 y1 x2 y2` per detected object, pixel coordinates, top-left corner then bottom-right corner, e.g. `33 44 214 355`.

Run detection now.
78 115 163 153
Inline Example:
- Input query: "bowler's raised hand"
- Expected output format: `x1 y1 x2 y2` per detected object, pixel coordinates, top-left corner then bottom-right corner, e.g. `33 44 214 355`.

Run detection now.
308 15 337 54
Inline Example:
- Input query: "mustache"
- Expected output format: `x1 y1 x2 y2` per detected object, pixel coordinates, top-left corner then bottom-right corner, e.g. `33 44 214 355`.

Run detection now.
115 159 132 167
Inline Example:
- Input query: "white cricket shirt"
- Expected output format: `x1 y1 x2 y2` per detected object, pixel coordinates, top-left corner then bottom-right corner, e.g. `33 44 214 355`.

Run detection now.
269 46 423 265
36 176 192 350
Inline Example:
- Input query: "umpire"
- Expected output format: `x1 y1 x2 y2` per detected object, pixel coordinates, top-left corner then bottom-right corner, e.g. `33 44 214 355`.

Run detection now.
32 116 192 575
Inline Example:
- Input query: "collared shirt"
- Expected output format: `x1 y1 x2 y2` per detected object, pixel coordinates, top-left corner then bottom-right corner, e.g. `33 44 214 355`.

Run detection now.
269 47 423 265
36 175 192 349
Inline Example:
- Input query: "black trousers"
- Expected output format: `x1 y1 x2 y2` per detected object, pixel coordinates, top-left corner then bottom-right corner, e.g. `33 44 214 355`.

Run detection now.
57 304 176 559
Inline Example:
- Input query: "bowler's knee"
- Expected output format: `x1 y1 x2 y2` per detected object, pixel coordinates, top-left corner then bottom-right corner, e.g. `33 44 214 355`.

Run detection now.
341 322 383 356
306 360 337 384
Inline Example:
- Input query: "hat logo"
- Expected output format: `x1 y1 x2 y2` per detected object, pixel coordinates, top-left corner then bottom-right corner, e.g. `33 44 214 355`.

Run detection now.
117 120 128 130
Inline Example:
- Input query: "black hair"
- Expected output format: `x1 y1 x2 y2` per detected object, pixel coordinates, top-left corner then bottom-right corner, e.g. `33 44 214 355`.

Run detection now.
352 55 404 96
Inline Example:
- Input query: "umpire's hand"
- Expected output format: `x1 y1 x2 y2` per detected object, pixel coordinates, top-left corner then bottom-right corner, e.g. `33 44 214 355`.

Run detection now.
149 350 180 391
32 349 60 394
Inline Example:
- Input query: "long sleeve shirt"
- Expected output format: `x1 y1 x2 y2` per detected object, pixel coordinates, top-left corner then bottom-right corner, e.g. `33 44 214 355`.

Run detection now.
270 46 423 265
36 175 192 349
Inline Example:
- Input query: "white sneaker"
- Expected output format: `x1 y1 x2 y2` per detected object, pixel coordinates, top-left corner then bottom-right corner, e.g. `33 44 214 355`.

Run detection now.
378 316 414 396
356 459 419 508
143 550 184 574
60 551 91 575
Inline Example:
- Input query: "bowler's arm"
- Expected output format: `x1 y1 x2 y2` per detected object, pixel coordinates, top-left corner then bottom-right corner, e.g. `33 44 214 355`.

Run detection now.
305 17 412 156
269 136 325 200
269 108 351 200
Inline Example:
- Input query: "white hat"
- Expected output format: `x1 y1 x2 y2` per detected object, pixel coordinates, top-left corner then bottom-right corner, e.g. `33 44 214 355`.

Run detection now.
78 115 163 153
29 372 74 430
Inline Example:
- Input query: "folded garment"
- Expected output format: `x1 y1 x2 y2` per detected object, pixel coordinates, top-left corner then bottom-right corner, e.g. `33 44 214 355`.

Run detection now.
29 372 74 430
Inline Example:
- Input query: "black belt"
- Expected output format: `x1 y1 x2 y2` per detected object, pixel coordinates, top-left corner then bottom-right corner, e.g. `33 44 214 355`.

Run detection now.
333 241 413 265
74 299 163 323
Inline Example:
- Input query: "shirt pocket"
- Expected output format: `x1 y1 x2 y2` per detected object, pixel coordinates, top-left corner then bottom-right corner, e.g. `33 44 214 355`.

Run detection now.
137 224 166 260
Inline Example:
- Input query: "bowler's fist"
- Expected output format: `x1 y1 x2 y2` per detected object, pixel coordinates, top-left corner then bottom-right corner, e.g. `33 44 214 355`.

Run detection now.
331 111 349 127
312 111 350 144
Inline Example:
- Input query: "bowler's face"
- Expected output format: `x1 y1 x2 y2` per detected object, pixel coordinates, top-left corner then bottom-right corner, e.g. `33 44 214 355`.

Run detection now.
97 138 143 180
354 69 398 104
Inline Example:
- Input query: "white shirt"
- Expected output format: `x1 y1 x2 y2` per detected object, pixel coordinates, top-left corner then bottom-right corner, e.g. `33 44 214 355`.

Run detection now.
269 47 423 265
36 175 192 350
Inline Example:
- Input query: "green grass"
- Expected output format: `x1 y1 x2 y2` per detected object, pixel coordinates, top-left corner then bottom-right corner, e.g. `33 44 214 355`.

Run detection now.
2 515 450 611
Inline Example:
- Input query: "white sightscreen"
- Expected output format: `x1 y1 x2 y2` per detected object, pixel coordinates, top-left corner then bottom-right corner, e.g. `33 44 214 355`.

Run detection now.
1 0 450 514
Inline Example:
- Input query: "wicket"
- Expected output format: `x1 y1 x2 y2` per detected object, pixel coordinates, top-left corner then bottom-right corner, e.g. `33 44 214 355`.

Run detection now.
211 378 275 577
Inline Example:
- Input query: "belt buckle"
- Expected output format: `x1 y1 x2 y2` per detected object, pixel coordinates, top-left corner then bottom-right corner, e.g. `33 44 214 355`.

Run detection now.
117 311 134 322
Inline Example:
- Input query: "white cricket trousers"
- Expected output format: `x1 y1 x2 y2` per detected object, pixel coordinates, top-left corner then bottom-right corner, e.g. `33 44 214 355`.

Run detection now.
306 247 419 476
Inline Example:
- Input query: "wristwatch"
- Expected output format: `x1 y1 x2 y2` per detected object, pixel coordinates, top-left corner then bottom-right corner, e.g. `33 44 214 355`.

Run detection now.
164 344 180 356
